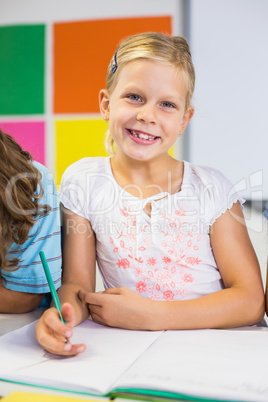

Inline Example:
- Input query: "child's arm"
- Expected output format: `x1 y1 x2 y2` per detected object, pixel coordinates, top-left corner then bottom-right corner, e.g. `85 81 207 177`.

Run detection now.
79 202 265 330
0 281 44 313
35 207 96 355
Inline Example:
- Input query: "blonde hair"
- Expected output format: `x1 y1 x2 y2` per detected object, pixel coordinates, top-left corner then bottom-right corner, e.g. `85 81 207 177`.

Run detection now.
104 32 195 155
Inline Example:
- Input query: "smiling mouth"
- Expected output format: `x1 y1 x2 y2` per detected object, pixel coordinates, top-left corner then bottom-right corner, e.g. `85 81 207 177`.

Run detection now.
128 129 158 141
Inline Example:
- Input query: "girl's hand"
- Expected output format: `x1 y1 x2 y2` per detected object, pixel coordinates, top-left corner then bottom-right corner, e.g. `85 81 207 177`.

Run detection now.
35 303 86 356
78 287 156 330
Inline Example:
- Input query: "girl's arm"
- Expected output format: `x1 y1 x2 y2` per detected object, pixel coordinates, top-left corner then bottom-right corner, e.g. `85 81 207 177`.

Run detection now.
0 281 44 313
36 206 96 355
80 202 265 330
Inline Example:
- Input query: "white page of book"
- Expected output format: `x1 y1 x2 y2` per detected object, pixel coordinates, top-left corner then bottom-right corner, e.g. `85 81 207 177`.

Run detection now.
115 328 268 402
0 319 162 395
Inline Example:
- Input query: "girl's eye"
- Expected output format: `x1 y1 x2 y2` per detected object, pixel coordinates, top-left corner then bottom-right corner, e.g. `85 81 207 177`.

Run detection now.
127 94 142 102
161 101 175 108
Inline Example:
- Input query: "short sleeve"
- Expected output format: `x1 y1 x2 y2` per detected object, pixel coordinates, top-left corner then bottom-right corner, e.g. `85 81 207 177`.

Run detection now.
59 160 89 219
0 162 62 294
188 164 245 227
59 157 113 220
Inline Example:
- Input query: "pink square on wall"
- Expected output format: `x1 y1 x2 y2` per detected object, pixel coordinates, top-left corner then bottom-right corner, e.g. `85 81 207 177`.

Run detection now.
0 121 45 165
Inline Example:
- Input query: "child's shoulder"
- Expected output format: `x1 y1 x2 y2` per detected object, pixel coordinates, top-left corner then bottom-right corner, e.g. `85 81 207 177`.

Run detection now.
62 156 109 178
185 161 244 222
185 161 233 188
60 157 111 192
32 161 58 199
32 160 48 175
59 157 112 214
185 161 243 203
32 160 55 186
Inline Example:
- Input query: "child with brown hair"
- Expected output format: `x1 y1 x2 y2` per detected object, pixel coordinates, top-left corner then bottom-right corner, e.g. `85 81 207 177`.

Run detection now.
0 129 62 313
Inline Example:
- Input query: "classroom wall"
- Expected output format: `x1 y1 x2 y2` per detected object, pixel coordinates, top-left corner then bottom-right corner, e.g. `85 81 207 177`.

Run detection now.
188 0 268 201
0 0 184 186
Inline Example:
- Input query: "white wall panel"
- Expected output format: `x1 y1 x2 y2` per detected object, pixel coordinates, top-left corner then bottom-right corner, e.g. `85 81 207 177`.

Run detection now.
189 0 268 200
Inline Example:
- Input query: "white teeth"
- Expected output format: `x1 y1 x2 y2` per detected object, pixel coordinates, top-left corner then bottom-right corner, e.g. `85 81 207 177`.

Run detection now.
131 131 156 140
139 133 150 139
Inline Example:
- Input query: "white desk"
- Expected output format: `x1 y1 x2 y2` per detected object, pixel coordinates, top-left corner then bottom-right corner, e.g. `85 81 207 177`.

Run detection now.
1 310 267 402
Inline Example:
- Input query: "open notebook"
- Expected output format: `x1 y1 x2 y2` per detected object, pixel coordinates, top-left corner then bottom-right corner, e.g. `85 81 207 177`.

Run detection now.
0 319 268 402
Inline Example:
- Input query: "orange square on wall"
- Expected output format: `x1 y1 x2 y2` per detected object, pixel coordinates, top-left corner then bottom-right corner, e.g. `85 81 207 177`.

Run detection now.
53 16 172 114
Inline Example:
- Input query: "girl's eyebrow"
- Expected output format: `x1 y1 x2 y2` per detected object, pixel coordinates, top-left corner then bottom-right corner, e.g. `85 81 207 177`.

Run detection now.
121 84 142 92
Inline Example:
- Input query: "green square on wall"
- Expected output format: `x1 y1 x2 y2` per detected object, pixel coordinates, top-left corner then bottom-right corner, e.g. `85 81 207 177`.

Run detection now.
0 25 45 115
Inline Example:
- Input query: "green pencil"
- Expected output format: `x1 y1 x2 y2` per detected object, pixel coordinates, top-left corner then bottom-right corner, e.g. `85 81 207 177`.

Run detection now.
39 251 66 324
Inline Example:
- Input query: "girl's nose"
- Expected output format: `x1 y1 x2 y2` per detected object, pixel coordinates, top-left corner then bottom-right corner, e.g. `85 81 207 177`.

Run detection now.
136 104 157 124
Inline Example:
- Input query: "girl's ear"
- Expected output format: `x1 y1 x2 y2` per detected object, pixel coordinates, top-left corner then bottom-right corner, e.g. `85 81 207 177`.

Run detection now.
99 89 110 121
178 106 195 136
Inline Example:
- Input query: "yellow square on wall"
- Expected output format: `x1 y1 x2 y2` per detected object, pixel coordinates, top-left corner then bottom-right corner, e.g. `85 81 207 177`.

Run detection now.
55 118 109 185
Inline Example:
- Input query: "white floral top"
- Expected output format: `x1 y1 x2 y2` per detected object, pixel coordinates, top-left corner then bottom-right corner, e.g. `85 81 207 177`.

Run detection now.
60 157 243 301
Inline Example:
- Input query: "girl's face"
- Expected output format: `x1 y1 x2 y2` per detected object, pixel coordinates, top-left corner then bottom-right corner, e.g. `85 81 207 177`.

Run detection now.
99 59 194 163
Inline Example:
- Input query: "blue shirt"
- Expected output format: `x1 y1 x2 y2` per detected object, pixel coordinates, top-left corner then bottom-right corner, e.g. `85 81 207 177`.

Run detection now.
0 161 62 295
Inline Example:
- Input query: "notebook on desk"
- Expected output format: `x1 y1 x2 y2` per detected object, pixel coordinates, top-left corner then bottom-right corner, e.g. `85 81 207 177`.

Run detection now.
0 319 268 402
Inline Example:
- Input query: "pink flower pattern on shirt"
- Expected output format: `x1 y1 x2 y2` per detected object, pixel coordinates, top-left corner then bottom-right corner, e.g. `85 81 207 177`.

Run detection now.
163 290 174 301
116 258 130 269
111 207 202 300
136 281 147 293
